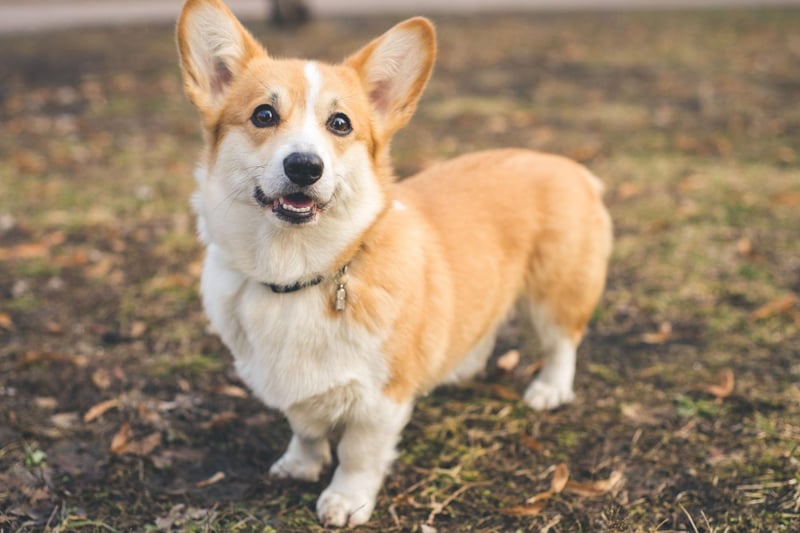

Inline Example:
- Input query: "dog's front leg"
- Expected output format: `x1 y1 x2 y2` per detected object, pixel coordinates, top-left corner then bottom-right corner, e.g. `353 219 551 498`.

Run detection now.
317 398 413 527
269 415 331 482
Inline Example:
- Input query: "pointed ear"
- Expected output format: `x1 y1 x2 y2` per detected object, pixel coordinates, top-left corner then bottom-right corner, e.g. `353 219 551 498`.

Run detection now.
176 0 265 113
345 17 436 137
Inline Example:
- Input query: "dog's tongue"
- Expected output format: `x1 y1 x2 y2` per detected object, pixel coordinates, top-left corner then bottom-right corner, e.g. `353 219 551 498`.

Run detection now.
282 193 313 209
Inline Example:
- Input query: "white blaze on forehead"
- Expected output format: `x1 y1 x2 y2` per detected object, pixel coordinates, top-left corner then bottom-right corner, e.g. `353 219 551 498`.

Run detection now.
303 61 321 131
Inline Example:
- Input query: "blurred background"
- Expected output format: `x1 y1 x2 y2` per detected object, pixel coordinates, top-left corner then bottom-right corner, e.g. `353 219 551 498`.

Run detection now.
2 0 800 32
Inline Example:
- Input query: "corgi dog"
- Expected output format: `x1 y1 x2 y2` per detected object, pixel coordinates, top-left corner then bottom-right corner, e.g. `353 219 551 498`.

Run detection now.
177 0 612 527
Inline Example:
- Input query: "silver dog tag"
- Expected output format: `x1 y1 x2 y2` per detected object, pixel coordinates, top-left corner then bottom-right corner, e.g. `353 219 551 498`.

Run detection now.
335 284 347 311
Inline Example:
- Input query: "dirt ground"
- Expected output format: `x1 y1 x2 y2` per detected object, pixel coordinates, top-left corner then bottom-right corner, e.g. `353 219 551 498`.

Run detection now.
1 7 799 533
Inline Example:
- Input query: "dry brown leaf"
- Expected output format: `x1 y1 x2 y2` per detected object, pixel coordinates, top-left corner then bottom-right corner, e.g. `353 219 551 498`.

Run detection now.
705 369 735 403
735 238 753 257
214 384 249 398
616 182 643 200
501 500 548 516
124 432 162 456
0 312 15 331
525 490 553 505
770 190 800 206
0 243 48 261
620 403 660 425
84 398 120 423
489 384 519 401
44 321 64 334
496 349 520 372
564 470 624 497
196 471 226 488
129 321 147 338
641 322 672 344
201 411 238 429
110 422 133 454
751 294 797 321
34 397 58 409
550 463 570 493
519 434 542 453
50 412 79 429
91 368 112 390
17 351 88 368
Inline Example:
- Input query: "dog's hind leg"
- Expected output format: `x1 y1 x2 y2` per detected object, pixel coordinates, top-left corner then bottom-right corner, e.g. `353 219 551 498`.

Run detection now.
523 303 579 411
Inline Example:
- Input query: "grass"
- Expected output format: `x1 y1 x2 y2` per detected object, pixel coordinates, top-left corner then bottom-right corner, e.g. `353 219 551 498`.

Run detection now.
1 6 799 533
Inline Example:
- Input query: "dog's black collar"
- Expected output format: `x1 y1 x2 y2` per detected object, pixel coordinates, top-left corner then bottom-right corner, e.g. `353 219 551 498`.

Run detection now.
263 262 350 295
265 275 324 294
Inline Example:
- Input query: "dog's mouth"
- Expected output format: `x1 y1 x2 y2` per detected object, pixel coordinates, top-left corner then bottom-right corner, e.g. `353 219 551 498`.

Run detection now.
254 187 319 224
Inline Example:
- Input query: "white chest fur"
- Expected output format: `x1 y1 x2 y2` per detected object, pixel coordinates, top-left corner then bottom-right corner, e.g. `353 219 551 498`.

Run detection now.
200 244 388 411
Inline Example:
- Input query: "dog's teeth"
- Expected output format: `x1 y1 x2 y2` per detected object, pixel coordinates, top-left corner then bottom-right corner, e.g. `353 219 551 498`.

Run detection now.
279 200 312 213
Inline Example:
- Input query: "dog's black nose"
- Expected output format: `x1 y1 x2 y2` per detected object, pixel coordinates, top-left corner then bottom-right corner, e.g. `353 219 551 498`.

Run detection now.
283 152 323 187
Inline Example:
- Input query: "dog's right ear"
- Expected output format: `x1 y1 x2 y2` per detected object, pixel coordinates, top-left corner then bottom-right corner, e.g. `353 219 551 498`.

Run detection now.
176 0 264 113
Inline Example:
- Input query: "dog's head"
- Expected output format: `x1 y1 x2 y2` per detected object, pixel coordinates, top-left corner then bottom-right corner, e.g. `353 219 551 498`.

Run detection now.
177 0 435 282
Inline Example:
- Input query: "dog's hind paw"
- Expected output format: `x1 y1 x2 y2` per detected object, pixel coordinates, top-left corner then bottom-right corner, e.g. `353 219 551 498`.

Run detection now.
524 379 575 411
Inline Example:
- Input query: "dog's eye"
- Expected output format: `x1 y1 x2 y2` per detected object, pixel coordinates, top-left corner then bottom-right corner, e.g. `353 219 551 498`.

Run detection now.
326 113 352 136
251 104 280 128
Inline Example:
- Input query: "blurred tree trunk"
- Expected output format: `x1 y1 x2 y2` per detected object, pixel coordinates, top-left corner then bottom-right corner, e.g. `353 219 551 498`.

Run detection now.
270 0 310 27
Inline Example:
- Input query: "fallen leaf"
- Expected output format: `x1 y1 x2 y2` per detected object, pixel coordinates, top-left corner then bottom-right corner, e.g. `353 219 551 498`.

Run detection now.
519 434 543 453
44 321 63 334
129 321 147 338
34 397 58 409
489 384 519 401
525 490 553 505
564 470 624 497
496 349 520 372
110 422 132 454
17 351 88 368
501 500 547 516
50 412 79 429
550 463 570 493
736 238 753 257
751 294 797 321
201 411 238 429
91 368 112 390
616 182 643 200
620 403 660 425
770 190 800 206
214 384 249 398
705 369 735 403
0 312 15 331
0 243 48 261
123 432 162 457
195 471 225 488
641 322 672 344
84 398 120 423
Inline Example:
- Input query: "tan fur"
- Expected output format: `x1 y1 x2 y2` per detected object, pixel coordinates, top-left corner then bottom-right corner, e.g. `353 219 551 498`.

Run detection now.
344 150 612 401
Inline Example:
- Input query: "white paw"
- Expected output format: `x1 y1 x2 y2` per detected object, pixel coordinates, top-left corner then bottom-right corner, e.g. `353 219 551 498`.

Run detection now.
269 451 328 482
524 379 575 411
316 488 375 527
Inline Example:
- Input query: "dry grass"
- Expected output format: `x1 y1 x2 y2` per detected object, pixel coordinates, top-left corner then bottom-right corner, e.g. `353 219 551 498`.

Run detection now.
1 7 799 532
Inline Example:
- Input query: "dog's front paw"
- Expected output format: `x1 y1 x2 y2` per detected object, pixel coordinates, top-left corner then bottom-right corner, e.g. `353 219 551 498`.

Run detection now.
524 379 575 411
316 488 375 527
269 450 327 482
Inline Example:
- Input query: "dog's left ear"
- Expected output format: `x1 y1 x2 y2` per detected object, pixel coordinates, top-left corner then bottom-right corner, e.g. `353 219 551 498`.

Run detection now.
177 0 265 114
346 17 436 137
